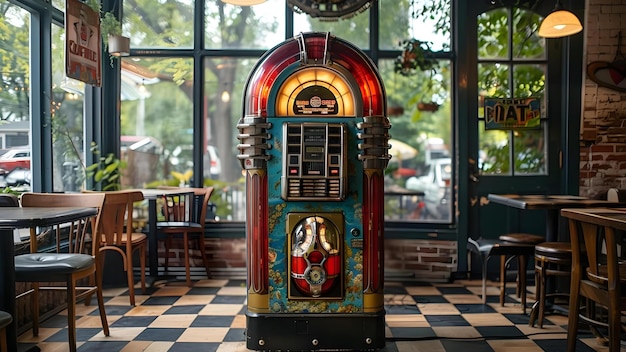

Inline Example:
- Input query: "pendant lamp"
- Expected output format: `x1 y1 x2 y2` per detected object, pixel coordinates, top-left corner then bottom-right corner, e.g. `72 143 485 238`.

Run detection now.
538 0 583 38
221 0 267 5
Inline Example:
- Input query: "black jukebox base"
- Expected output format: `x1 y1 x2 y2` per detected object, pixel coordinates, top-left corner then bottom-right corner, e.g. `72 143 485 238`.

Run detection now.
245 311 386 351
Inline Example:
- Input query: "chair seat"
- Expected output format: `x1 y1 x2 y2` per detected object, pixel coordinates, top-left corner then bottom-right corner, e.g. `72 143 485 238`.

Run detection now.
535 242 572 262
0 310 12 329
15 253 94 281
101 232 147 245
468 237 536 256
587 263 626 284
499 233 544 244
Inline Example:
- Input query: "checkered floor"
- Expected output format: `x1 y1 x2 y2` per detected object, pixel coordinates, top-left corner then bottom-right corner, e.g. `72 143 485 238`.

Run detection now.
16 277 611 352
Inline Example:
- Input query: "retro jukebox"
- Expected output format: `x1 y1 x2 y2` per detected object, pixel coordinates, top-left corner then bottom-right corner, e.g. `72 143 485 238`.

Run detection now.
237 32 390 351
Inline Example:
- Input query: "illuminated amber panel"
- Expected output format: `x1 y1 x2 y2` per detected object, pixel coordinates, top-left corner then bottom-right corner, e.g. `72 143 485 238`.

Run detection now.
276 67 355 117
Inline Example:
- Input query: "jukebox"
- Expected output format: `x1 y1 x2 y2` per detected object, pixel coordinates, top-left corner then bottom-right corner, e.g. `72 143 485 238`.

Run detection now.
237 32 391 351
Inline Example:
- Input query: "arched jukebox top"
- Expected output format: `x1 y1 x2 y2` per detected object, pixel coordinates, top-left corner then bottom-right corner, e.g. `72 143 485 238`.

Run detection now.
242 32 386 118
238 32 391 172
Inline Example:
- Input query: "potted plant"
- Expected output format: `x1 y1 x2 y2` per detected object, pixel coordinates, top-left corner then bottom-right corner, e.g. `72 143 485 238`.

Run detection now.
101 12 129 56
85 0 129 59
394 39 439 77
394 39 443 113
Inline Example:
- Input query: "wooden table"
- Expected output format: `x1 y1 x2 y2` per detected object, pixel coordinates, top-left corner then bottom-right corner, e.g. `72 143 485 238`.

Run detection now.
487 194 620 242
0 207 98 352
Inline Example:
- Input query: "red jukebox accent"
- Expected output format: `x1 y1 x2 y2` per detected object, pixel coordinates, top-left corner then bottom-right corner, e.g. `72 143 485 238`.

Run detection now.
243 33 385 118
363 170 384 293
288 214 343 298
246 170 268 295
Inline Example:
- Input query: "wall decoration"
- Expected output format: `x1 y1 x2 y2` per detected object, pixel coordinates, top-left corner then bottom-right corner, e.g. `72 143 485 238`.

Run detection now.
587 32 626 92
483 97 541 130
65 0 101 86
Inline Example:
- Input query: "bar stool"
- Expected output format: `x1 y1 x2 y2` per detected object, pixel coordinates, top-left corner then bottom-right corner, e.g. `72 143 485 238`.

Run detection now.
0 310 12 352
528 241 572 327
467 233 544 312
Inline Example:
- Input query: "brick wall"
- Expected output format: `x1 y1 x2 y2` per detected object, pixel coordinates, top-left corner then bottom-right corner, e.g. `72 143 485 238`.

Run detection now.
384 239 457 282
580 0 626 198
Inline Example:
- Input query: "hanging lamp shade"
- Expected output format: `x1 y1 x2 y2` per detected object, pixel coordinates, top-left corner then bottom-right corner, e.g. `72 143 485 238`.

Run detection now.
538 2 583 38
220 0 267 5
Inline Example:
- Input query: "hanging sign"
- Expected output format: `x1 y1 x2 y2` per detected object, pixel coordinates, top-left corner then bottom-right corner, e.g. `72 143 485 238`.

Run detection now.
484 97 541 130
65 0 101 86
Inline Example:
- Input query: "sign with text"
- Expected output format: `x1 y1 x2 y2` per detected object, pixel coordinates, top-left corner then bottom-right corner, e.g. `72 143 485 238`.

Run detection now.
65 0 101 86
484 97 541 130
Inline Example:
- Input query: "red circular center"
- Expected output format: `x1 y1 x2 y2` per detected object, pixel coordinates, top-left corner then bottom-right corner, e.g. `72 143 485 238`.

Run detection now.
308 251 323 263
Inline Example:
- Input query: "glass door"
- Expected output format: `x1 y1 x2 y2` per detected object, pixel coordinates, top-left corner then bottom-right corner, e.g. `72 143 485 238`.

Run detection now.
465 5 562 261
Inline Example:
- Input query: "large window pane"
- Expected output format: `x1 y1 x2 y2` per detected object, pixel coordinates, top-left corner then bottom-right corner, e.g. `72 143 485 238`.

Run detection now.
119 57 193 189
512 8 544 60
478 8 508 60
203 57 257 221
0 2 31 191
379 58 452 222
205 0 285 49
381 0 450 51
293 8 370 49
125 0 194 49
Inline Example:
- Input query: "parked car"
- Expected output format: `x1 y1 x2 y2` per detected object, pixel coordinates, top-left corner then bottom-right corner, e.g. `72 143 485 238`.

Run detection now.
0 147 30 174
169 144 222 179
405 158 452 221
4 167 30 187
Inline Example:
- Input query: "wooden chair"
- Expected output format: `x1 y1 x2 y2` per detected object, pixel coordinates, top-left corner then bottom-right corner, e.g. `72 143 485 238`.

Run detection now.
157 187 213 286
566 215 626 352
0 194 18 207
15 192 109 352
97 190 147 306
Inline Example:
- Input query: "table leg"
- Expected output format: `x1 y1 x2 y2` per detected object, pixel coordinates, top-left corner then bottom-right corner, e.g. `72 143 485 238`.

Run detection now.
148 198 158 277
0 229 17 352
545 209 559 242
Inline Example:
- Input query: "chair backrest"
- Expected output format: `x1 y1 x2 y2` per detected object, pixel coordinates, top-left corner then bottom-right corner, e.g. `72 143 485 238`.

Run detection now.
607 188 626 203
161 187 214 226
568 215 622 287
97 190 145 249
0 193 19 207
19 192 105 255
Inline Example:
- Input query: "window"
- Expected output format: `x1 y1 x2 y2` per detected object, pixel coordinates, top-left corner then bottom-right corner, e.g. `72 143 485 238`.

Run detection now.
477 8 547 176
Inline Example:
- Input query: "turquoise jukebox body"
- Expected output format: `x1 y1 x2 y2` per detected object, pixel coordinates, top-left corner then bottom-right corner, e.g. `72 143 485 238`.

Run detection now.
237 32 390 351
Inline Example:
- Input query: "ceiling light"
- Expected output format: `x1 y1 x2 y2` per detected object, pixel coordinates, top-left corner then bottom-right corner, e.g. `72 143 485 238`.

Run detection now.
220 0 267 5
538 1 583 38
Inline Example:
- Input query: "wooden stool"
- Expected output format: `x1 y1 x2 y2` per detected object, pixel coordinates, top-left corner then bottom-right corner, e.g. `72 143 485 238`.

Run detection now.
467 233 543 313
498 233 545 313
529 241 572 327
0 310 12 352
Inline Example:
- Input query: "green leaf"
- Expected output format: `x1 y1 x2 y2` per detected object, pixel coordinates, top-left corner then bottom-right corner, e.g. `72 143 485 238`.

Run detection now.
94 169 105 182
